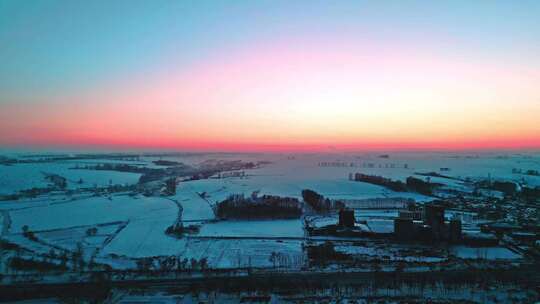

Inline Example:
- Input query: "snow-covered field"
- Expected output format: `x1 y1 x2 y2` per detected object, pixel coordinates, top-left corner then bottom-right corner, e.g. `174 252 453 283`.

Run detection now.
3 151 539 197
365 219 395 233
178 238 303 268
172 183 216 221
0 151 535 271
0 162 140 194
9 195 176 233
334 242 446 263
101 217 185 258
449 246 521 260
2 195 181 259
198 219 304 238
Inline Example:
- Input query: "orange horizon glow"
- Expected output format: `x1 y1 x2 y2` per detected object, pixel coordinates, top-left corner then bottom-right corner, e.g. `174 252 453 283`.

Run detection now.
1 5 539 151
2 131 539 153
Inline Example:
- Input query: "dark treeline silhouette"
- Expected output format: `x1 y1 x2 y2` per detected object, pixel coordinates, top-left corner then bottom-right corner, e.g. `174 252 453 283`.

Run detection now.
75 163 195 183
152 160 183 166
475 180 519 197
521 186 540 202
216 194 301 219
1 267 536 303
415 171 460 180
301 189 344 213
76 160 261 184
302 189 328 212
351 173 443 195
165 223 200 238
512 168 540 176
352 173 407 192
492 181 518 196
9 257 68 272
405 176 442 195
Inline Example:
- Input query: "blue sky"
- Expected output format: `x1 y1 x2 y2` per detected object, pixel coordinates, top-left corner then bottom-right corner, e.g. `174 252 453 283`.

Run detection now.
1 0 538 103
0 1 539 150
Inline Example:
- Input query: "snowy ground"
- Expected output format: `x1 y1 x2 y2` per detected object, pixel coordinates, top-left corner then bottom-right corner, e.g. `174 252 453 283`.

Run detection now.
0 151 535 271
3 150 539 196
2 194 181 260
8 195 175 233
198 219 304 238
0 162 140 194
449 246 521 260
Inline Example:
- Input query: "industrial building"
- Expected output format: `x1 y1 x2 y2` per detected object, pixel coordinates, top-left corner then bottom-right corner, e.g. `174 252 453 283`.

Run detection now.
394 205 462 243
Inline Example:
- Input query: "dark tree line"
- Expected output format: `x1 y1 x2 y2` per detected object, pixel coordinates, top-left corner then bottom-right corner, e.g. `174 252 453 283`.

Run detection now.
351 173 443 195
352 173 408 192
405 177 442 195
9 257 68 272
216 194 302 219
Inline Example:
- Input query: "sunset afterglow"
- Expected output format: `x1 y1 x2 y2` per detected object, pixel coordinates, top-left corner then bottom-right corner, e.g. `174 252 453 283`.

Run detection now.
1 1 539 151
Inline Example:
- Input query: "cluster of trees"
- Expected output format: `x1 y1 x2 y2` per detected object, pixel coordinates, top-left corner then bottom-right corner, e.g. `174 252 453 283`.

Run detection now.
512 168 540 176
77 163 146 173
21 225 87 274
43 174 67 189
268 251 303 268
8 257 67 272
152 160 183 166
86 227 98 236
17 187 54 198
0 239 20 251
475 179 540 201
73 163 182 184
92 184 136 195
352 173 408 192
70 242 86 272
476 180 518 197
521 186 540 202
491 181 518 196
165 223 200 238
405 177 442 196
77 159 261 185
0 155 17 165
163 178 176 195
145 160 258 184
189 161 261 182
4 242 104 277
302 189 328 212
0 194 19 201
135 256 208 273
216 194 302 219
22 225 38 242
352 173 442 195
302 189 344 213
197 159 258 171
415 171 456 180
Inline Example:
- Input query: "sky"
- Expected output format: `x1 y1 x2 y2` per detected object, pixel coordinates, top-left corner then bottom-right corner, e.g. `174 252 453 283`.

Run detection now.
0 0 539 152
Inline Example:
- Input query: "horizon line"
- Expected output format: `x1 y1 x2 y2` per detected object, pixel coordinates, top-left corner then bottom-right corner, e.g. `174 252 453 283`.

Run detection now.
1 142 539 154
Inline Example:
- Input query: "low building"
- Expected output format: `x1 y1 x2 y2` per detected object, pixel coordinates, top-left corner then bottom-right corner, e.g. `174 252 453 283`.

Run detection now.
339 209 355 228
